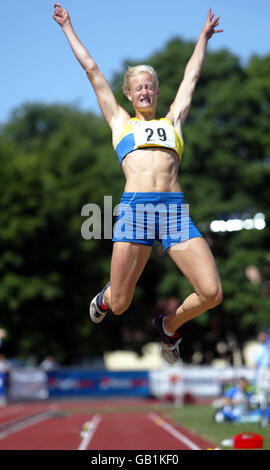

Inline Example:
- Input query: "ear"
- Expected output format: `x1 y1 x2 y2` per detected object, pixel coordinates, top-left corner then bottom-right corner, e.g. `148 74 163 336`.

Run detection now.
126 91 132 102
157 87 160 97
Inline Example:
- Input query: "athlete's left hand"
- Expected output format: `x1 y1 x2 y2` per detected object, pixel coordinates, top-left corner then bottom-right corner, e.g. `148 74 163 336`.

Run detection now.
202 8 223 40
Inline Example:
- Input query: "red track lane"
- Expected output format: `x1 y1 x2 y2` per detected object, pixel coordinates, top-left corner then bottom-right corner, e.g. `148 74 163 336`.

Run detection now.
0 413 90 450
0 400 214 450
88 412 213 450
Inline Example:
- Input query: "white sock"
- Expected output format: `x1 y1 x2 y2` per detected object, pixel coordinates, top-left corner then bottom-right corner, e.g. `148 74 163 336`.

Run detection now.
162 316 174 337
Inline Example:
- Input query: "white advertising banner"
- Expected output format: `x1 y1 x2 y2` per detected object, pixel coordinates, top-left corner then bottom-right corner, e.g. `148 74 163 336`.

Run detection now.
149 366 256 398
8 367 48 400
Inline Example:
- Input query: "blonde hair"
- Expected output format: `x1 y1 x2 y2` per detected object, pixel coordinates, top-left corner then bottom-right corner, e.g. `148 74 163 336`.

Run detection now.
123 65 159 96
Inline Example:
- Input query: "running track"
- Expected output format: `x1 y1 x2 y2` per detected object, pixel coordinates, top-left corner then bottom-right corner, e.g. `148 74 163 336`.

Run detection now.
0 399 214 450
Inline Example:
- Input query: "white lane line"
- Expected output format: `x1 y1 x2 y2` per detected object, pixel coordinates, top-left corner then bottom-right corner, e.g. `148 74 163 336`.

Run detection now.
148 412 201 450
78 414 101 451
0 411 53 440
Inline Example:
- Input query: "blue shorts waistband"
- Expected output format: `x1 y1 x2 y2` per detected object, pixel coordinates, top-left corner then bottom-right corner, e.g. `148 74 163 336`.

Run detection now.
122 192 184 197
120 192 185 204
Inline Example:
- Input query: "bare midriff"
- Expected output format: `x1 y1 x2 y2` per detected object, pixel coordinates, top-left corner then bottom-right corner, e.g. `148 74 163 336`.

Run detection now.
122 147 182 193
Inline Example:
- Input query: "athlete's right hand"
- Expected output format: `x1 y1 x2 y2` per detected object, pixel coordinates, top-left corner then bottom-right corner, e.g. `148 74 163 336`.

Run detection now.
53 3 70 28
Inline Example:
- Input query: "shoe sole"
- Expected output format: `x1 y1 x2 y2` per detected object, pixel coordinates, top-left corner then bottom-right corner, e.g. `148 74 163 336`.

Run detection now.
89 294 107 324
161 341 181 365
153 316 182 364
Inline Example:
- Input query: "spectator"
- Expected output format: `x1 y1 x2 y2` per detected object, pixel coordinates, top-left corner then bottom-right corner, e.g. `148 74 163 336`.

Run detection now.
40 356 59 372
252 329 270 421
252 330 270 368
214 377 252 422
0 354 11 393
0 354 10 373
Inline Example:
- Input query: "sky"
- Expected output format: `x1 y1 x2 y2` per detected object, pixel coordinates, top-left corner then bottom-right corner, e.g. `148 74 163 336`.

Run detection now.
1 0 270 124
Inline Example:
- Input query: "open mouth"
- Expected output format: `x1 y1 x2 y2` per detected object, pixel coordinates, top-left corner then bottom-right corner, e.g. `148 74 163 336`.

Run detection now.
140 98 151 104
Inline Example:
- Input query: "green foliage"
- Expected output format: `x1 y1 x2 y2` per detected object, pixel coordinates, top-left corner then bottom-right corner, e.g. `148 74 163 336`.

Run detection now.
166 405 270 450
0 38 270 364
0 104 124 362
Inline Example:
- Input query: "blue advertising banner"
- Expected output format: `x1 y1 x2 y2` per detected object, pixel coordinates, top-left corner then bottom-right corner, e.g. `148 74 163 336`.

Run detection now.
47 369 150 398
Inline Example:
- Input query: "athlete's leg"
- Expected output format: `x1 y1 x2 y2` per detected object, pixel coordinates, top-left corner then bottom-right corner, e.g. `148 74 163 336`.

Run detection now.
103 242 152 315
164 236 223 333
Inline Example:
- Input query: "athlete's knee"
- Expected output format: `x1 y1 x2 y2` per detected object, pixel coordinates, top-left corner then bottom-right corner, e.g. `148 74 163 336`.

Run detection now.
212 285 223 307
199 282 223 308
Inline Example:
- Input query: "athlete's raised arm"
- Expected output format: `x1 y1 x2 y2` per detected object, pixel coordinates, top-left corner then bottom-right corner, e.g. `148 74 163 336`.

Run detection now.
53 3 129 131
167 8 223 127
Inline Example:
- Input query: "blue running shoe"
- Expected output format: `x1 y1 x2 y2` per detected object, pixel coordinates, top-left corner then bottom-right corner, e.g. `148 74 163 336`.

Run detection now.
153 314 182 364
89 282 110 324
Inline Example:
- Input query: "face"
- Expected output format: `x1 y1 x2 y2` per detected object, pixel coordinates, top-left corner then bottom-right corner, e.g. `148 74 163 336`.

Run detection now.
239 379 248 391
126 72 159 112
258 332 267 343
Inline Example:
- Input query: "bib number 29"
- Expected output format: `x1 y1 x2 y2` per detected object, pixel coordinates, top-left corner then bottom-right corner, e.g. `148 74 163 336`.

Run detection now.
145 127 167 142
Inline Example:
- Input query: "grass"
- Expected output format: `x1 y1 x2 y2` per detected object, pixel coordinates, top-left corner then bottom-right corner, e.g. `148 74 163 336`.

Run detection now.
165 404 270 450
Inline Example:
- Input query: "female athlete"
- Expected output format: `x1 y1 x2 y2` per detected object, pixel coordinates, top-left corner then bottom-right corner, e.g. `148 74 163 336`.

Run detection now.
53 3 223 364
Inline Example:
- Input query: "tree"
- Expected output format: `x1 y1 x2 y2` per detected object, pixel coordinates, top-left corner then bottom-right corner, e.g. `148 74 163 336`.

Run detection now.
0 104 125 362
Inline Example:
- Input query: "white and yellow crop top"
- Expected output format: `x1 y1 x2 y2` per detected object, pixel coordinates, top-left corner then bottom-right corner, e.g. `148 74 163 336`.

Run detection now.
114 118 184 165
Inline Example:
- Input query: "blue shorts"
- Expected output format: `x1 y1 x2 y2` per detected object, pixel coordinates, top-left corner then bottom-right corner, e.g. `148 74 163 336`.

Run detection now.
112 192 202 251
